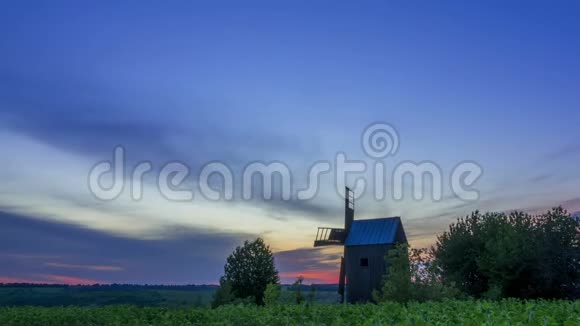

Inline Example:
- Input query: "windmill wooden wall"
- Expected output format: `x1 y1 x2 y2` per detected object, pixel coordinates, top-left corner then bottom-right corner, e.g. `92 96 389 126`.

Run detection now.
345 243 394 302
344 219 407 303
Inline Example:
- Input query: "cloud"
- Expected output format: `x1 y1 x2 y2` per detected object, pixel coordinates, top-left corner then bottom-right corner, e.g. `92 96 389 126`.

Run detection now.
0 72 176 162
519 197 580 216
0 210 348 285
44 262 124 272
528 174 553 183
274 247 341 284
261 197 341 222
544 143 580 161
0 71 334 238
561 198 580 214
0 132 332 247
0 210 254 284
0 70 319 169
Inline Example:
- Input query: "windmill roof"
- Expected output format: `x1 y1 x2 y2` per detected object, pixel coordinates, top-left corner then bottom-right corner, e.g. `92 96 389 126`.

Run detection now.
344 217 404 246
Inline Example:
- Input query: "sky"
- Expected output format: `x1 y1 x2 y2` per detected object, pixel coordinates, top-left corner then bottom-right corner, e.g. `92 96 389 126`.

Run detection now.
0 1 579 285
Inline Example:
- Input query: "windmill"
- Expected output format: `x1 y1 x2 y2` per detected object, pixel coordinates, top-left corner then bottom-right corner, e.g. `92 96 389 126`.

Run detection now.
314 187 407 303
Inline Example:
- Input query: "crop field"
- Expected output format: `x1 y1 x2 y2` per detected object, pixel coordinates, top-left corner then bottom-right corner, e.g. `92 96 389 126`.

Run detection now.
0 300 577 325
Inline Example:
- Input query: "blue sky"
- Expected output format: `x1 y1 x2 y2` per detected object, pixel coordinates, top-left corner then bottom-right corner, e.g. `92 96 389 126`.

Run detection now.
0 1 579 284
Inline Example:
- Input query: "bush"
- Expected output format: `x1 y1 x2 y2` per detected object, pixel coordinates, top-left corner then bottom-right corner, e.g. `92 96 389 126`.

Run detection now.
263 283 281 306
211 279 235 308
290 276 304 304
307 285 317 304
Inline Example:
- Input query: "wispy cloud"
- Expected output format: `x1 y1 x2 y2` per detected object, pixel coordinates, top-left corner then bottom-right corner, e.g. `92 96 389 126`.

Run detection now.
528 174 553 183
44 262 124 272
544 143 580 160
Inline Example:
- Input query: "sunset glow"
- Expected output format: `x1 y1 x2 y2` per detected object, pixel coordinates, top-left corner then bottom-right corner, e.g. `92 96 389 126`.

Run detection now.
0 1 579 286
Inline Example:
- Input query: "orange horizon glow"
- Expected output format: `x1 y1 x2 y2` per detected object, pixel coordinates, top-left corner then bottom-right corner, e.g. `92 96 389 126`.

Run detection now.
279 269 337 284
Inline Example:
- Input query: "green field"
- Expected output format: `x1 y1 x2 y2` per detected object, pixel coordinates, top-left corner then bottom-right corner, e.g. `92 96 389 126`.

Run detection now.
0 285 340 308
0 300 577 325
0 286 215 308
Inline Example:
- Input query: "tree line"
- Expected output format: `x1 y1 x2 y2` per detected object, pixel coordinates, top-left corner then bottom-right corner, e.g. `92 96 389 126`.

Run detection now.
213 207 578 306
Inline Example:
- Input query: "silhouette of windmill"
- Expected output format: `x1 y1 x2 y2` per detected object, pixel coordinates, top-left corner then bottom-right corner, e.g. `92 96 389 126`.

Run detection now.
314 187 407 303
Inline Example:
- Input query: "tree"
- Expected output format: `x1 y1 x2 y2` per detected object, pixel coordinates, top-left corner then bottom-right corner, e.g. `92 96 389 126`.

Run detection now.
263 283 281 306
307 285 317 304
211 278 235 308
433 207 579 299
290 276 304 304
433 211 494 297
533 207 580 298
373 244 411 302
222 238 279 305
373 244 460 303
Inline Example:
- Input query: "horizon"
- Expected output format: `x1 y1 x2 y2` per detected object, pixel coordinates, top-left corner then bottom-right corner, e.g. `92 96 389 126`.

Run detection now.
1 1 579 286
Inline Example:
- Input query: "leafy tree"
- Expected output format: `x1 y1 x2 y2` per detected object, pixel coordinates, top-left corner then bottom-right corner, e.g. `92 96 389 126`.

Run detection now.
373 244 460 303
533 207 580 298
432 211 489 297
221 238 279 305
433 207 579 299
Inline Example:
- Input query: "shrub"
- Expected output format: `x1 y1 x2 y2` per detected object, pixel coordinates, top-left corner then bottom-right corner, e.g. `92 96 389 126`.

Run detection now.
263 283 281 306
373 244 461 303
211 279 235 308
290 276 304 304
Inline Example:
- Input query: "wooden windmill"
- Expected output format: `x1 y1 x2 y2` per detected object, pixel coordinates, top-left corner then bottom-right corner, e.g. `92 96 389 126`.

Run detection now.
314 187 407 303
